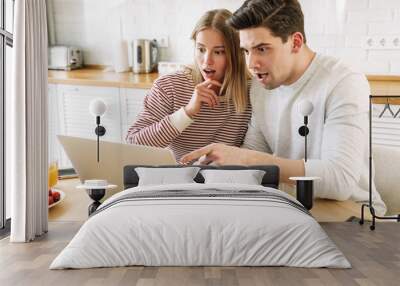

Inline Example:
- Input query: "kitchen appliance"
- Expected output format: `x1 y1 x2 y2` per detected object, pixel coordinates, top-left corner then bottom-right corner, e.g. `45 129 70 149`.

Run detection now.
112 16 129 73
132 39 159 73
48 46 83 71
158 61 187 75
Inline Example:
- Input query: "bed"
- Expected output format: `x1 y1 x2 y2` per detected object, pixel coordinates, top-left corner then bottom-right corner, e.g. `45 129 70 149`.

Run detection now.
50 165 350 269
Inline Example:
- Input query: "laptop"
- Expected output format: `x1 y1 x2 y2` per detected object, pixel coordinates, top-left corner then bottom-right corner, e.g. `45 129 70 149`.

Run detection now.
58 135 177 198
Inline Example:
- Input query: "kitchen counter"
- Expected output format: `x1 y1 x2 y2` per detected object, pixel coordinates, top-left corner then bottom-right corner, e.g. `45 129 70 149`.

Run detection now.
48 68 400 102
48 67 159 89
368 75 400 104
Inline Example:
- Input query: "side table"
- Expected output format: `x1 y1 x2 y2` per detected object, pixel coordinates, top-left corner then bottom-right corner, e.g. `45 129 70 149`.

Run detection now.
76 181 117 216
289 176 320 210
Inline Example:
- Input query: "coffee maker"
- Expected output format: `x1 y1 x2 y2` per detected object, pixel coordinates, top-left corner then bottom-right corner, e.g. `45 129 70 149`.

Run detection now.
132 39 159 73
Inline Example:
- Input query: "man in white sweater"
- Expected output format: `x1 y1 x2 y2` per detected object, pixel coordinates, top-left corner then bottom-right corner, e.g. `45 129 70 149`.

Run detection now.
181 0 386 215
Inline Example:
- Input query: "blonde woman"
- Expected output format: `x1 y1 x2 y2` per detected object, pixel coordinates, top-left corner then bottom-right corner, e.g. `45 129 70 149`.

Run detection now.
126 9 251 161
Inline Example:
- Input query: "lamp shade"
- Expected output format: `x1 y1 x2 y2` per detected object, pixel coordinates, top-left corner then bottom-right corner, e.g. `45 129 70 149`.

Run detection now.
89 99 107 117
298 99 314 116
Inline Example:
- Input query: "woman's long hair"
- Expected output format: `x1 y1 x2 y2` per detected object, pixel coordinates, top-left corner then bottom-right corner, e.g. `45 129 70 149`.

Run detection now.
189 9 249 113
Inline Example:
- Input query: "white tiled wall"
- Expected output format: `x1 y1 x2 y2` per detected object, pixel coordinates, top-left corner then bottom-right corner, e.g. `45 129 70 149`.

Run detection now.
52 0 400 75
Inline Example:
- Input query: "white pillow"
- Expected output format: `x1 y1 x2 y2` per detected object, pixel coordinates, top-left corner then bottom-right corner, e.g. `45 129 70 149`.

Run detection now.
200 169 266 185
135 167 201 186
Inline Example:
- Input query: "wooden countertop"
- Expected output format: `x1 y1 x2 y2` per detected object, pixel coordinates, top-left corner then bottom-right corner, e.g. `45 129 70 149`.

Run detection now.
367 75 400 104
48 67 158 89
49 178 366 222
367 75 400 81
48 68 400 103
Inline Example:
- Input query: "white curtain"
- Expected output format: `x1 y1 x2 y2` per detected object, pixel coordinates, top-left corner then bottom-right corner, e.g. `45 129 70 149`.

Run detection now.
8 0 48 242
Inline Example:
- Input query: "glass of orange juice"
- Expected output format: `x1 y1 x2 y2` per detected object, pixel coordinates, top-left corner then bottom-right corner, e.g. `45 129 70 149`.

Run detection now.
48 161 59 189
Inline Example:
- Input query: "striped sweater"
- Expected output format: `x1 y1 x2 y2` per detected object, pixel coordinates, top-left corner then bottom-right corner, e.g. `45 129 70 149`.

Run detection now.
126 71 252 161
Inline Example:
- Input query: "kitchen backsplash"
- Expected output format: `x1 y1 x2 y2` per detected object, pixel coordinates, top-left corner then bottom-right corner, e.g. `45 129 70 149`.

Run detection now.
51 0 400 75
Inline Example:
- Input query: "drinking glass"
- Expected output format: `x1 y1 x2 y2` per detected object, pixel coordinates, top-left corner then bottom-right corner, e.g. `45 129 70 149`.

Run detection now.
48 161 59 189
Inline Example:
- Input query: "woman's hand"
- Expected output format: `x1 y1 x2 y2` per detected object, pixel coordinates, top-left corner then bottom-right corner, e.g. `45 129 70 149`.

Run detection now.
184 79 222 118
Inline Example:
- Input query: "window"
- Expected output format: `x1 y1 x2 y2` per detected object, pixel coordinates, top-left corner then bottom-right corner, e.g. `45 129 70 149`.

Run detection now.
1 0 14 233
5 0 13 33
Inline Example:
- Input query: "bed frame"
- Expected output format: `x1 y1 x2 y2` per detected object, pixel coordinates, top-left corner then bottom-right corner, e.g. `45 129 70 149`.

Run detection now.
123 165 280 189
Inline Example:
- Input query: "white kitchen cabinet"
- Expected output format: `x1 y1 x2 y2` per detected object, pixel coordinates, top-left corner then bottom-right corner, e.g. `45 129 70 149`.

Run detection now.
57 84 121 141
49 83 74 169
56 84 121 168
48 83 61 164
48 84 149 169
119 87 147 142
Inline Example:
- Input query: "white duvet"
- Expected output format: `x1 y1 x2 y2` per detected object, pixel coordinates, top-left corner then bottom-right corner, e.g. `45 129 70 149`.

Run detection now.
50 183 350 269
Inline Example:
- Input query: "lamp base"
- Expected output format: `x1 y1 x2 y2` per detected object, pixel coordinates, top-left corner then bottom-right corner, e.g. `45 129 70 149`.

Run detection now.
95 125 106 136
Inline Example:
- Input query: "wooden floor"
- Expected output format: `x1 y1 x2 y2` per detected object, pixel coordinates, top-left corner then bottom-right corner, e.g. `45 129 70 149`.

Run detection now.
1 221 399 286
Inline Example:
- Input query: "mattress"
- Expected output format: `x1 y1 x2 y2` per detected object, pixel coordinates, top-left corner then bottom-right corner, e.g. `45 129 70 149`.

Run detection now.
50 183 350 269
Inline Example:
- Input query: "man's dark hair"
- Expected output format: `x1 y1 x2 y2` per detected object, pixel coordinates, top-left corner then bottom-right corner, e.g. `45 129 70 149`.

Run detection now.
227 0 306 43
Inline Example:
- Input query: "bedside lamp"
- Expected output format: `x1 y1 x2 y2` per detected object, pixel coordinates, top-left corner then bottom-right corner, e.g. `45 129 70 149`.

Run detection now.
290 100 319 210
89 99 107 162
298 99 313 162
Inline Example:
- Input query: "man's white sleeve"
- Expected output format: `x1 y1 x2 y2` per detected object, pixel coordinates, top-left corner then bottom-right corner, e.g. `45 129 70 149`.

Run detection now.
304 73 369 201
241 115 272 153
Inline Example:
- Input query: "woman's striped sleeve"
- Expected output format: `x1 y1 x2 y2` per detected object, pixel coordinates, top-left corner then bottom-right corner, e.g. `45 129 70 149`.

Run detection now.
125 81 180 147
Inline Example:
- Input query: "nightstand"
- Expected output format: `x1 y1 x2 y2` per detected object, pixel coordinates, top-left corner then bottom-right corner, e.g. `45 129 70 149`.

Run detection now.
77 181 117 216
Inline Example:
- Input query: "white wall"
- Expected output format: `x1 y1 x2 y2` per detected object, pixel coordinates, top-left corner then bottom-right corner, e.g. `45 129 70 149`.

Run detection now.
52 0 400 75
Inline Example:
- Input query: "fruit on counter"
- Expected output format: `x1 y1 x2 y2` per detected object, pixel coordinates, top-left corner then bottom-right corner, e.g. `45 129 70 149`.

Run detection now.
52 191 60 202
48 190 61 205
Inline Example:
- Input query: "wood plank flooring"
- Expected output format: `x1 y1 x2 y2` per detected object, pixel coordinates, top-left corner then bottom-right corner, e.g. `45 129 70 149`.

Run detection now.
1 221 399 286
